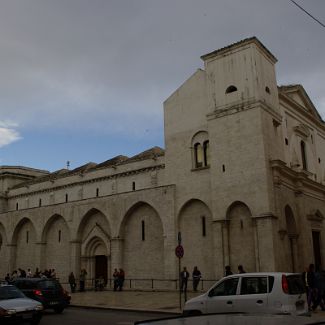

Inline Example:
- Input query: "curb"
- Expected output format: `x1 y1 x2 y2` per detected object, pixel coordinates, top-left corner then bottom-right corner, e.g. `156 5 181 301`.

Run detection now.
70 304 182 315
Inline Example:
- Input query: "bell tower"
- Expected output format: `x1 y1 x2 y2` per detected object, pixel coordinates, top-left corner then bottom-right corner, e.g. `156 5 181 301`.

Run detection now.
201 37 279 116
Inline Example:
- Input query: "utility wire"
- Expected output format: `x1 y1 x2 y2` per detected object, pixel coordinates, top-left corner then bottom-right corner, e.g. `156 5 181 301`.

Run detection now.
289 0 325 28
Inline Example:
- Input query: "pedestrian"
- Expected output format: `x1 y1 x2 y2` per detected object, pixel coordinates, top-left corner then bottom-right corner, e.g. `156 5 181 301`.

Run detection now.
5 273 10 283
306 264 317 311
69 272 76 293
192 266 201 291
238 265 246 274
312 266 325 311
118 268 125 291
113 268 119 291
27 268 32 278
225 265 233 276
34 268 41 278
180 267 190 293
79 268 87 292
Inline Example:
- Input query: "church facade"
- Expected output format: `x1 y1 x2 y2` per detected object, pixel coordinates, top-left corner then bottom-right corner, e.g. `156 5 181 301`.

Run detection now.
1 37 325 286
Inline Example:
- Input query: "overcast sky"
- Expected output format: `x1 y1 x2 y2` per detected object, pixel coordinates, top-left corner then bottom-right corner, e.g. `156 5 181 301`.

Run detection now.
0 0 324 171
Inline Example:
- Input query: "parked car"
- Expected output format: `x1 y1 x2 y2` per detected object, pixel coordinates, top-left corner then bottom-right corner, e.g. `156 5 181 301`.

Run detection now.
0 283 43 324
183 272 307 316
10 278 70 313
135 313 325 325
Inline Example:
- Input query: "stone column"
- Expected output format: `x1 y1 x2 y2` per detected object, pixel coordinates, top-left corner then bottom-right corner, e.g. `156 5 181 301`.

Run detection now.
222 220 230 268
6 244 17 273
110 237 123 271
212 220 226 279
34 241 46 271
254 214 277 271
70 240 81 278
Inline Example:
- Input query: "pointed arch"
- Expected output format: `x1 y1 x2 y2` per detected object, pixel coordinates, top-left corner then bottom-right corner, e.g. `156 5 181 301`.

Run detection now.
120 201 164 279
178 199 214 278
41 214 70 242
227 201 255 272
12 217 37 271
77 208 111 242
41 214 71 281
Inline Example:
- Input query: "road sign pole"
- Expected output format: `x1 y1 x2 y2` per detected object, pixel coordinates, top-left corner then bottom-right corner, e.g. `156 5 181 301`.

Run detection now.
179 256 181 310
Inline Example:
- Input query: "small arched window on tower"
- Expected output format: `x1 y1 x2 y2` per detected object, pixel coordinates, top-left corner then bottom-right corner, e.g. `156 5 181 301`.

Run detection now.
225 85 237 94
203 140 210 167
194 143 203 168
301 140 307 171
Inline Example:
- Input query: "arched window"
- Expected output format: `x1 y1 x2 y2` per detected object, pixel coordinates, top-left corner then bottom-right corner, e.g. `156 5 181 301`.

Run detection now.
225 85 237 94
300 141 307 170
203 140 210 166
194 143 203 168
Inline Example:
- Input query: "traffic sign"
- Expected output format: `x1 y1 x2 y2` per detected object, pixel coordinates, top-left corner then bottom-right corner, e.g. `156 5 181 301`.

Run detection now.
175 245 184 258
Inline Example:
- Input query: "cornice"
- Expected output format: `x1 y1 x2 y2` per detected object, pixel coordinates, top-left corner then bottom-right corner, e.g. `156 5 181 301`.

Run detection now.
8 164 165 199
207 99 282 122
279 92 325 132
270 159 325 196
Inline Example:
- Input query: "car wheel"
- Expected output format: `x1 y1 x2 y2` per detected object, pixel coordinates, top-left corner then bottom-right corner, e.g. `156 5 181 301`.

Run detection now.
54 306 65 314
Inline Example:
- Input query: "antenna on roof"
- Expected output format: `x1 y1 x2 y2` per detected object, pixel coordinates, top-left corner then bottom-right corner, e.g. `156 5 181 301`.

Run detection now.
66 161 70 170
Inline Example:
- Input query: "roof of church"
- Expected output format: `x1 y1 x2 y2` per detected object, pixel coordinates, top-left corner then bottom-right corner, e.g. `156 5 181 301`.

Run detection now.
9 147 165 189
119 146 165 165
278 84 324 123
200 36 277 64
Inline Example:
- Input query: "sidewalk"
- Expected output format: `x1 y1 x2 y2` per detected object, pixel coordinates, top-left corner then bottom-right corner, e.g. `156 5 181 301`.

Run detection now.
70 290 197 314
69 289 325 319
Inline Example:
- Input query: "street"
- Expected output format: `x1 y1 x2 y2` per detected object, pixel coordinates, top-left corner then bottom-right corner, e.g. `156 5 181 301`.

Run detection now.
39 307 177 325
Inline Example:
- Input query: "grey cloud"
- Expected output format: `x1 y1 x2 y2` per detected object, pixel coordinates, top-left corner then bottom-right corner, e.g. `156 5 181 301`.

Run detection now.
0 0 324 137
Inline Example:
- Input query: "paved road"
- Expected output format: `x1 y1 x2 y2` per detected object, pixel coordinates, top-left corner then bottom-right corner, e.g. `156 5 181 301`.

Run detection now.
39 307 177 325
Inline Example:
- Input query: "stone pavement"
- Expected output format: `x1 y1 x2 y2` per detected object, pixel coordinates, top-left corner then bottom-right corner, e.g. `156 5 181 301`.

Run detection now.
69 289 325 319
70 290 193 314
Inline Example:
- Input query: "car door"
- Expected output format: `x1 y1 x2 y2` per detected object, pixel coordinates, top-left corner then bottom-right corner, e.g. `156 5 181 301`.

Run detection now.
237 275 269 313
205 277 239 313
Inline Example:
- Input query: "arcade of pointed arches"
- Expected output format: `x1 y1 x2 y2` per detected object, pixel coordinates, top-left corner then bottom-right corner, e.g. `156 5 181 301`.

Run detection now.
0 199 321 283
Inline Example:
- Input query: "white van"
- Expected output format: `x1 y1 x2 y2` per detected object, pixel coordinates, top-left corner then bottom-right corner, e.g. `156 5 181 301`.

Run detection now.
183 272 308 316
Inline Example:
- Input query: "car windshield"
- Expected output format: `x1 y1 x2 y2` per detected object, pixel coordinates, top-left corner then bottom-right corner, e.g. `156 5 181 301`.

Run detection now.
0 286 25 300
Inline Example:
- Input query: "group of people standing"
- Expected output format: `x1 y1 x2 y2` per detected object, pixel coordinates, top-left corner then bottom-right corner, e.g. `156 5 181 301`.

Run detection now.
225 264 246 276
4 267 57 282
302 263 325 312
113 268 125 291
179 266 202 292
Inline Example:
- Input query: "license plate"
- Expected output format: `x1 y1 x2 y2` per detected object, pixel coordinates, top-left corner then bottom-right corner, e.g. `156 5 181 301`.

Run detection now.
22 312 32 319
49 301 59 305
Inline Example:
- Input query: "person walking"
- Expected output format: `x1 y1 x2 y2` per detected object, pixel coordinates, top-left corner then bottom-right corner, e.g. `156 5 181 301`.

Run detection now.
118 268 125 291
225 265 233 276
69 272 76 293
113 269 119 291
238 265 246 274
192 266 201 291
180 267 190 293
79 268 87 292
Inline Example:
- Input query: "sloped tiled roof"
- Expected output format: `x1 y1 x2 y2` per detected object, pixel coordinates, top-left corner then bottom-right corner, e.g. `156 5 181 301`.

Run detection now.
9 147 165 189
94 155 129 169
120 146 165 164
200 36 277 63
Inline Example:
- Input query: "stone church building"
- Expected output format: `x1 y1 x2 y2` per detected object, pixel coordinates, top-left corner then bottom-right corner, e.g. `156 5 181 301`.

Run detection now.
0 37 325 286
